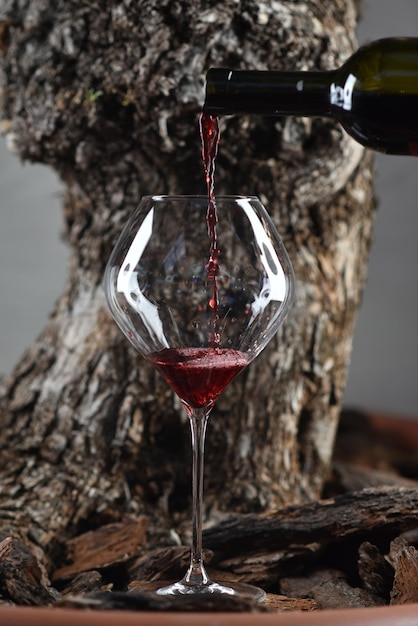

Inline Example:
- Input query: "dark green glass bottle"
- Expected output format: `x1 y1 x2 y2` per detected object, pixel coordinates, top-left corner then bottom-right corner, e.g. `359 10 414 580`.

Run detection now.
204 38 418 156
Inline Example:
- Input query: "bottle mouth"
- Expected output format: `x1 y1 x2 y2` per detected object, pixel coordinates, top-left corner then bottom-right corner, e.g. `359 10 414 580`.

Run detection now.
203 68 234 114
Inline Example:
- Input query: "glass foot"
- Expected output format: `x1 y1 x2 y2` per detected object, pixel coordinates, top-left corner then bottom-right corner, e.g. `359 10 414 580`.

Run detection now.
154 579 266 602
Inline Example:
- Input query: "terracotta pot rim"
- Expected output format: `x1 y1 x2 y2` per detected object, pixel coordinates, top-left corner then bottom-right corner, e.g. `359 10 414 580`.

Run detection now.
1 604 418 626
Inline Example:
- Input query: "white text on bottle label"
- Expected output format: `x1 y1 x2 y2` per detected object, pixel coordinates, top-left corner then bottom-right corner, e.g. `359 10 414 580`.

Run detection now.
330 73 356 111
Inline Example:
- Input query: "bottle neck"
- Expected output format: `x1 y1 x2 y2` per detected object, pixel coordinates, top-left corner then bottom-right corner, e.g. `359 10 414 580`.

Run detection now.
204 68 336 117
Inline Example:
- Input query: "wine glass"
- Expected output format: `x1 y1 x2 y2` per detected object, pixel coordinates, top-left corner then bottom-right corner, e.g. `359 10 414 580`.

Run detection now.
104 195 294 601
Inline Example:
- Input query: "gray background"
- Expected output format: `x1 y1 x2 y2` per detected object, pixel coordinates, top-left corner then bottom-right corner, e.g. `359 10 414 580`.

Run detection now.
0 0 417 417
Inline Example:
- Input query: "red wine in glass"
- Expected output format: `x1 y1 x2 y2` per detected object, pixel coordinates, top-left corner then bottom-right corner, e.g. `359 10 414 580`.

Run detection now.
149 347 249 411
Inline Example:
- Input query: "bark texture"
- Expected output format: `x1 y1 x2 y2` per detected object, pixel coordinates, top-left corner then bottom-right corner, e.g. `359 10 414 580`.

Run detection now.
0 0 375 555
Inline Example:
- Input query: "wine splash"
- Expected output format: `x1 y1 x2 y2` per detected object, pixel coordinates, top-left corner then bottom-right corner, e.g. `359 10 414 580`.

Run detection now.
199 112 221 347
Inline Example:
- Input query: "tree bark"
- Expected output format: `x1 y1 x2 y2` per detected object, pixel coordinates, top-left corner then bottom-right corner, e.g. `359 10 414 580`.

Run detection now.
0 0 375 555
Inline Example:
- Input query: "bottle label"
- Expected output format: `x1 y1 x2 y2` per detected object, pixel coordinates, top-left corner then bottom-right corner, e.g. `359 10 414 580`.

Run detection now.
330 73 356 111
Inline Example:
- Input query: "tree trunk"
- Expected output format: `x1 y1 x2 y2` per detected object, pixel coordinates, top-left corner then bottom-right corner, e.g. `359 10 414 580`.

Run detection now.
0 0 374 556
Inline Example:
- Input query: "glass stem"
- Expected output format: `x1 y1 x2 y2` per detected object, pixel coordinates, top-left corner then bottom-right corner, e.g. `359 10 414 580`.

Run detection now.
183 408 210 586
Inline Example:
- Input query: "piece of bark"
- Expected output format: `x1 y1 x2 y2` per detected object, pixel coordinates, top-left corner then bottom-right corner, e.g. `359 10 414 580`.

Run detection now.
0 538 13 559
216 547 318 585
264 593 317 612
390 543 418 605
205 487 418 557
358 542 394 599
53 517 148 581
60 571 104 597
0 537 56 605
311 579 384 609
280 568 346 598
128 546 195 585
389 536 411 567
280 567 384 610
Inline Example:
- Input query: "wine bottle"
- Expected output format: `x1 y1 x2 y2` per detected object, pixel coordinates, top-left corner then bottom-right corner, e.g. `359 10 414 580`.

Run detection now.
204 37 418 156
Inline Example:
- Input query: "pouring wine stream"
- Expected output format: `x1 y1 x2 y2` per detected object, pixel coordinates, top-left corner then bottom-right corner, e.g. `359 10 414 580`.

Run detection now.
199 112 221 348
